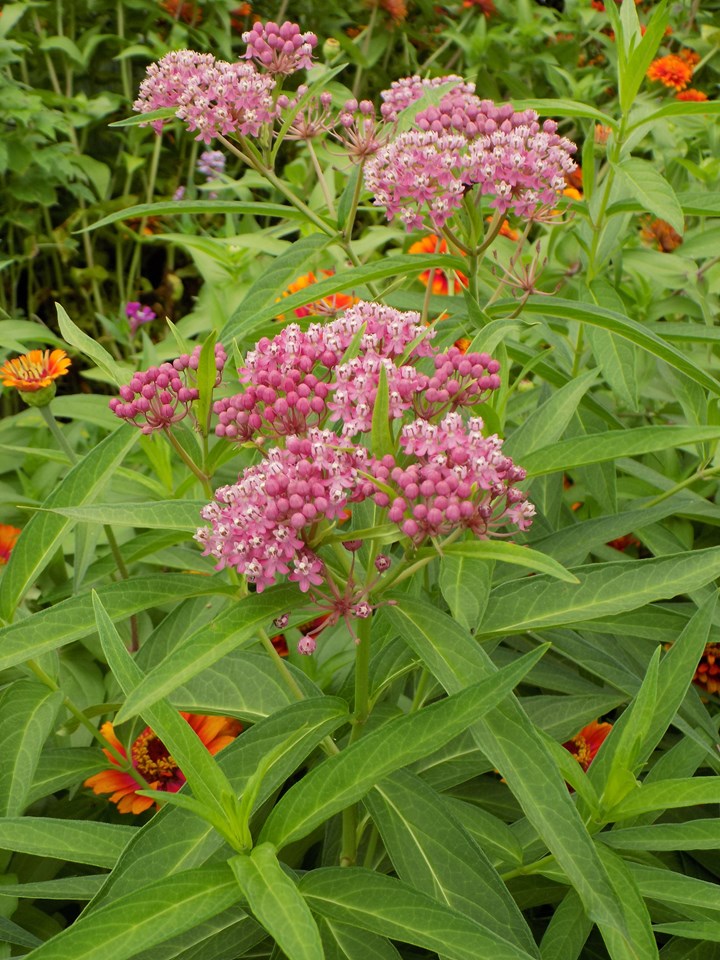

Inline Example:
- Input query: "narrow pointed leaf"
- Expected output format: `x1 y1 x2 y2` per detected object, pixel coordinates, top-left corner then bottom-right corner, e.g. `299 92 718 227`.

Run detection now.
0 818 135 867
0 681 63 815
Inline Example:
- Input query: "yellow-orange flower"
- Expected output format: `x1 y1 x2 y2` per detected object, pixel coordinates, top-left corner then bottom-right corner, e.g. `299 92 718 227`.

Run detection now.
408 235 468 296
563 720 612 771
85 714 242 814
693 644 720 696
0 525 21 565
1 349 71 393
488 218 520 242
276 271 358 321
676 88 708 102
641 218 683 252
647 54 693 92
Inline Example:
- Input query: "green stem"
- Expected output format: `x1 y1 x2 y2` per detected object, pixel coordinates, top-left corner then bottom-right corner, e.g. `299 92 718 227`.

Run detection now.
342 163 366 244
258 628 307 702
164 429 214 498
641 463 720 508
306 140 336 217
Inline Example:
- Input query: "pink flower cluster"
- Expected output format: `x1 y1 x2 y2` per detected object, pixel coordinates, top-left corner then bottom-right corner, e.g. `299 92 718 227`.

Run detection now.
195 430 373 592
379 75 473 122
334 98 387 160
243 21 317 75
415 96 538 141
134 50 275 143
364 112 576 229
110 343 226 434
371 413 535 544
277 87 334 141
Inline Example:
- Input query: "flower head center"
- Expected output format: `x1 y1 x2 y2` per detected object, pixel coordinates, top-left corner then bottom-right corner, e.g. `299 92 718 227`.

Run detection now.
132 728 179 780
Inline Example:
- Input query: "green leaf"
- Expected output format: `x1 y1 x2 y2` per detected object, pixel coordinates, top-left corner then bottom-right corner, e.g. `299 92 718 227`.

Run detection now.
320 918 402 960
0 877 105 901
0 425 137 622
108 106 177 127
0 575 234 672
221 254 467 340
584 280 641 410
259 646 547 849
510 99 617 127
601 819 720 851
522 425 720 478
371 363 393 458
540 890 592 960
0 917 42 950
301 868 539 960
619 1 669 114
195 331 218 438
629 862 720 914
230 845 323 960
594 844 658 960
114 584 303 722
627 99 720 136
93 593 237 830
28 748 105 804
615 158 684 234
365 770 539 957
436 540 579 583
22 865 241 960
82 200 306 233
381 599 635 954
88 698 348 909
0 818 135 867
651 921 720 941
0 681 63 816
608 778 720 820
45 501 206 530
498 297 720 396
56 302 131 385
504 370 598 459
478 549 720 638
439 552 492 632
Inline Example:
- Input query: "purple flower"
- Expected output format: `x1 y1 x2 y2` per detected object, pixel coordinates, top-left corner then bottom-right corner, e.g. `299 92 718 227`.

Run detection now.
110 343 226 434
125 301 157 335
134 50 276 144
197 150 226 180
243 21 317 75
363 130 467 231
195 429 374 592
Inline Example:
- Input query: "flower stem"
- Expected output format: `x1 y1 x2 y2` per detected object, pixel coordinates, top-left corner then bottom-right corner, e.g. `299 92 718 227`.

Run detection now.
258 628 307 702
164 429 214 498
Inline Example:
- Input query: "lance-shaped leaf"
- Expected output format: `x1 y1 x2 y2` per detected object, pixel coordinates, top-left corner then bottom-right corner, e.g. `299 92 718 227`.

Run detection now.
608 778 720 821
0 877 105 901
0 818 135 867
0 425 137 621
56 302 131 386
43 501 205 530
320 918 402 960
21 865 241 960
230 845 323 960
259 646 546 849
300 868 538 960
0 681 63 816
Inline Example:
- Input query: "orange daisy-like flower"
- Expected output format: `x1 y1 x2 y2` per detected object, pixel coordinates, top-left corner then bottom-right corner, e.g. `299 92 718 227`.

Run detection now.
276 271 358 321
85 713 242 814
408 235 469 296
676 88 708 102
161 0 202 23
647 54 693 92
693 644 720 696
641 218 683 252
1 349 71 393
563 720 612 771
462 0 496 14
0 525 21 565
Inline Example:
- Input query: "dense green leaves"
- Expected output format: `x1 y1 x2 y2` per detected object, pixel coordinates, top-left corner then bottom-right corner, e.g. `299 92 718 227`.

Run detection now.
0 818 135 867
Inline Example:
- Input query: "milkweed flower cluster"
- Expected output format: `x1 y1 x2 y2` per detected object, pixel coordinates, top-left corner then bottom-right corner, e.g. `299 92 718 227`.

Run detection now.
196 431 374 592
242 20 317 75
371 413 535 544
197 150 226 179
110 343 227 434
379 75 472 122
134 50 276 143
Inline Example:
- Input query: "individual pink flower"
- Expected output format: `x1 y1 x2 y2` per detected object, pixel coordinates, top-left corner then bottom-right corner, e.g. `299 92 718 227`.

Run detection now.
110 343 226 434
243 21 317 75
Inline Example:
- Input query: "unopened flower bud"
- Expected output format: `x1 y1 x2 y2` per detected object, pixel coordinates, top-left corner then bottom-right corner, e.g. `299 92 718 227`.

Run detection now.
374 554 391 572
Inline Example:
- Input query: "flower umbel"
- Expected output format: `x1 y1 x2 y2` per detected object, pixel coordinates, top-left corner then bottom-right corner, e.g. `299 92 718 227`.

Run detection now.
1 349 71 393
84 714 242 814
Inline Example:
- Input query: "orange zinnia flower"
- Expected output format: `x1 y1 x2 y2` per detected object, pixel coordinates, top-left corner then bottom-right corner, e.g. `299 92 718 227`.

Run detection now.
563 720 612 771
1 349 71 393
694 644 720 695
408 235 469 296
647 54 693 92
641 218 683 252
607 533 641 552
276 271 357 321
85 714 242 814
454 337 472 354
0 525 21 565
676 88 708 102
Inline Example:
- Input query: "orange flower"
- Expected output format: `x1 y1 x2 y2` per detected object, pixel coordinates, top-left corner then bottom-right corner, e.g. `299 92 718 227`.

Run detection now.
562 186 583 201
693 644 720 696
408 235 468 295
563 720 612 771
647 54 693 92
270 633 290 657
462 0 496 14
378 0 407 22
85 714 242 814
641 218 683 252
454 337 472 354
676 88 708 102
1 349 71 393
679 49 700 67
161 0 202 23
0 525 21 565
488 217 520 241
607 533 641 552
276 271 357 321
